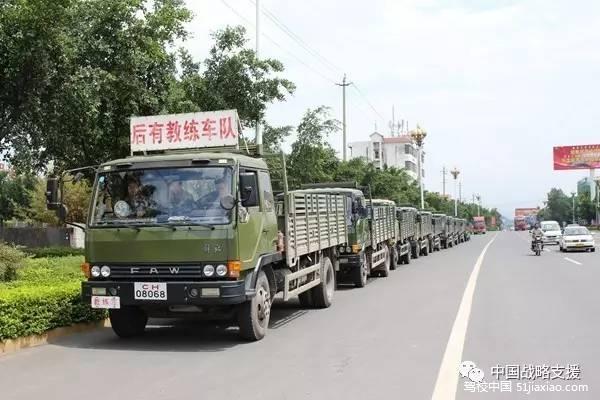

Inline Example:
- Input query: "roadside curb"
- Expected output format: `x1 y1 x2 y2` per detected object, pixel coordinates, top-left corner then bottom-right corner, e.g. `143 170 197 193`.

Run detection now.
0 318 110 357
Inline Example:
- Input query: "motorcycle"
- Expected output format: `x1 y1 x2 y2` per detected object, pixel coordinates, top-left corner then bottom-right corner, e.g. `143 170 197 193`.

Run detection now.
532 236 543 256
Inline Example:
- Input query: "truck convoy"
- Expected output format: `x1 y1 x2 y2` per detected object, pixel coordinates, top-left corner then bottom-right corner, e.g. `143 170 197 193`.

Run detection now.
44 110 476 341
473 216 487 234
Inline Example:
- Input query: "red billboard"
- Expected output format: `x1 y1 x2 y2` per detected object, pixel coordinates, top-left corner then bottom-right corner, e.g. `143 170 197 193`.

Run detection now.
553 145 600 170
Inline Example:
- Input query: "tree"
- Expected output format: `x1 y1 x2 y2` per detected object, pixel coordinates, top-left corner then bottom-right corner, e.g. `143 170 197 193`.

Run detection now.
0 171 36 224
287 106 340 187
1 0 193 172
24 177 92 225
576 191 595 224
539 188 572 225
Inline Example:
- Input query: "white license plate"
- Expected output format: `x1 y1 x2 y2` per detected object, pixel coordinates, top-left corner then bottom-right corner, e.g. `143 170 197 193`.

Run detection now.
91 296 121 309
339 258 349 263
134 282 167 300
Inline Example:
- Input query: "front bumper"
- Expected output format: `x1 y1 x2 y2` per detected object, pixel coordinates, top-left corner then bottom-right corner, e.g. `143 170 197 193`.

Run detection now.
82 280 249 306
563 242 595 250
543 236 560 244
338 254 361 272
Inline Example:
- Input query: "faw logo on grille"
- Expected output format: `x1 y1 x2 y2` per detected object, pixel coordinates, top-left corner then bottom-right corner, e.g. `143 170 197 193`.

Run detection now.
130 267 181 274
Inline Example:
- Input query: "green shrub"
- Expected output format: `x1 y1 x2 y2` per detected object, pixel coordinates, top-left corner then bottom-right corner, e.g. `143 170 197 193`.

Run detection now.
0 243 26 282
0 282 106 340
25 246 85 259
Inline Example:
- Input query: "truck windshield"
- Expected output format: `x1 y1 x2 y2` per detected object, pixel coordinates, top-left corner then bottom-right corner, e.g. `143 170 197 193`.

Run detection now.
91 166 233 226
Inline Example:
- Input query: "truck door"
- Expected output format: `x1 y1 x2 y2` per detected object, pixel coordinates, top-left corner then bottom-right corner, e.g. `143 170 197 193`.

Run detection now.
238 170 263 267
258 171 278 253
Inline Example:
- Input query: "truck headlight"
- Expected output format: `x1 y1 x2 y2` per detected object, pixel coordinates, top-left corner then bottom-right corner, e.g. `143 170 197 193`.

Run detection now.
338 246 344 253
216 264 227 277
91 266 101 277
203 265 215 277
100 265 111 278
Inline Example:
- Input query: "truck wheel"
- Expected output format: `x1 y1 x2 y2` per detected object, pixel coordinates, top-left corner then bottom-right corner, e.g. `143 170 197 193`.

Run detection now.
311 257 335 308
298 291 313 308
109 306 147 338
411 242 420 259
238 271 270 341
404 251 411 264
421 243 429 256
379 246 391 277
390 245 398 270
353 252 368 288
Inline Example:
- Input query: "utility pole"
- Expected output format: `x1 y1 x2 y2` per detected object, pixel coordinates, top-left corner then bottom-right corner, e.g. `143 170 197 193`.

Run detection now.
442 166 447 197
459 181 462 203
255 0 262 148
336 74 352 161
476 194 481 217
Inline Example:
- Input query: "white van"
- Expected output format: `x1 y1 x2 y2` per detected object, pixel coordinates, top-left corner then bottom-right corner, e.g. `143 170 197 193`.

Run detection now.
540 220 562 244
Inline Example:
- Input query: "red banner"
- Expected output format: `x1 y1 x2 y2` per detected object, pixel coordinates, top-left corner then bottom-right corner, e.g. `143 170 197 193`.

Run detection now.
553 145 600 170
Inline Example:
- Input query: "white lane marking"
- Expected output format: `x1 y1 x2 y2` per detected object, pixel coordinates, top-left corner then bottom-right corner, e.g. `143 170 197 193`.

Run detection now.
564 257 582 265
431 234 497 400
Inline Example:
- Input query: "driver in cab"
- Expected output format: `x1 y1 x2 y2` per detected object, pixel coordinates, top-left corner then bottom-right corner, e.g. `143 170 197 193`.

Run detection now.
197 177 231 216
168 180 194 213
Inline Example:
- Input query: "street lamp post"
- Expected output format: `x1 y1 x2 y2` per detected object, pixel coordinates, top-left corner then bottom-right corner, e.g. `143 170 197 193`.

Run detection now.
450 167 460 217
571 192 576 224
410 125 427 209
475 194 481 217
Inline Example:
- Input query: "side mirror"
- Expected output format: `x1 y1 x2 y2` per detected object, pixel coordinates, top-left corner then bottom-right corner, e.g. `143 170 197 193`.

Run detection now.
220 194 235 211
46 177 60 210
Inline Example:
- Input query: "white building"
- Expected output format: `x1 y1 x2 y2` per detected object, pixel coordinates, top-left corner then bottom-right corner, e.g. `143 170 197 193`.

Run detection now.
348 132 424 180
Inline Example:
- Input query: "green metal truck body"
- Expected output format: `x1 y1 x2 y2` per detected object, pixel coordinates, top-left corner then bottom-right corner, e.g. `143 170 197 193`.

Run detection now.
396 206 418 264
65 151 348 341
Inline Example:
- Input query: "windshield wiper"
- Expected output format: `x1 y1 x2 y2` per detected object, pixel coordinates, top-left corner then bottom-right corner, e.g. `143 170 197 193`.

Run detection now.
168 222 215 230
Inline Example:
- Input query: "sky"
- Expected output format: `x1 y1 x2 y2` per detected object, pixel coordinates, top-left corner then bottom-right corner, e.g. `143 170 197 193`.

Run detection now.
181 0 600 218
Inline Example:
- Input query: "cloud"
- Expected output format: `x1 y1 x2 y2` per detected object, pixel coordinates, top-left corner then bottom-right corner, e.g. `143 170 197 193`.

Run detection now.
183 0 600 217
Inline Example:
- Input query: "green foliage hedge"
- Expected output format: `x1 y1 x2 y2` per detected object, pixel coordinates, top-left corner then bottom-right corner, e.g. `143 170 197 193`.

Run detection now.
0 244 26 282
25 246 85 259
0 283 105 340
0 255 105 341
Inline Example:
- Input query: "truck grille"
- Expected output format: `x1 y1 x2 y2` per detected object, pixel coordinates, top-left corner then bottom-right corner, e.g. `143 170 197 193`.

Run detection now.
107 265 207 280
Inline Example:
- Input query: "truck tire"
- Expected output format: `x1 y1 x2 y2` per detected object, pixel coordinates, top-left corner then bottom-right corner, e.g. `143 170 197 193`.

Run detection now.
421 243 429 256
404 250 411 264
390 245 398 270
378 246 391 277
109 306 147 338
311 257 335 308
353 252 368 288
411 242 420 259
298 291 313 308
238 271 270 341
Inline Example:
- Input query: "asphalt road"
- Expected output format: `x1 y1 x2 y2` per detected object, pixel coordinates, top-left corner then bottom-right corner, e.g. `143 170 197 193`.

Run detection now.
1 232 598 399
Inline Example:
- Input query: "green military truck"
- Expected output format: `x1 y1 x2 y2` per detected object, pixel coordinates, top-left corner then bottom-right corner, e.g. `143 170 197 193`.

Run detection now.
299 184 397 287
45 110 351 341
396 206 418 264
432 213 450 249
449 217 460 247
416 211 433 257
456 218 466 243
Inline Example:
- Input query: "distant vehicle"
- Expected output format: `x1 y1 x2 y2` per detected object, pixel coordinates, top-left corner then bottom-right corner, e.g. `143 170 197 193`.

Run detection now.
509 226 515 231
540 220 561 245
514 216 528 231
559 226 595 252
473 216 486 234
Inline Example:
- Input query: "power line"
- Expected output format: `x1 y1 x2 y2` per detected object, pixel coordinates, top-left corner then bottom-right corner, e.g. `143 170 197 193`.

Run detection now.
247 0 343 75
220 0 337 84
245 0 387 126
351 83 386 124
